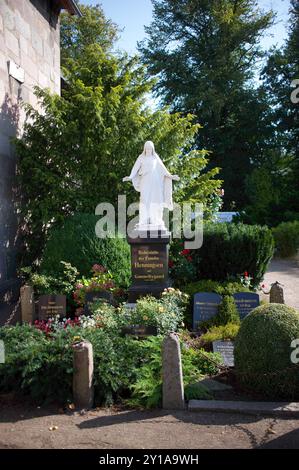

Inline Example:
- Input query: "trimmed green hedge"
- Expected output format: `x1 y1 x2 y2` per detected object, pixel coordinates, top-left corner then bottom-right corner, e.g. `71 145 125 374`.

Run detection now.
40 213 131 287
193 223 274 286
272 221 299 258
235 303 299 400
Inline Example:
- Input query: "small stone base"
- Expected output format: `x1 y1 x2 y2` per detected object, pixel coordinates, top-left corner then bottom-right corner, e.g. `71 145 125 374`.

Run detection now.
188 400 299 417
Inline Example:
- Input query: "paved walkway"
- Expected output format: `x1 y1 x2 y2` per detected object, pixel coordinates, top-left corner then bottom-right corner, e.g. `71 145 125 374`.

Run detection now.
262 258 299 310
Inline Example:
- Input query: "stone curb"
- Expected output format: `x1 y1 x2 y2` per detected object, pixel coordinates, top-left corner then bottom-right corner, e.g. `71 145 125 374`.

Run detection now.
188 400 299 417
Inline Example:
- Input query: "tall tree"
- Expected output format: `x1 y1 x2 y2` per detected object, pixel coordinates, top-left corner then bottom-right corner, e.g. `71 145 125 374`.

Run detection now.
139 0 275 209
16 4 221 263
242 0 299 225
60 2 119 63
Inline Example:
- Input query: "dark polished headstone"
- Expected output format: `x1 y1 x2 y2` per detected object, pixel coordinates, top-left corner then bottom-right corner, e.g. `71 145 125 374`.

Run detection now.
127 229 170 302
193 292 222 330
233 292 259 320
84 291 114 315
38 294 66 320
121 325 158 338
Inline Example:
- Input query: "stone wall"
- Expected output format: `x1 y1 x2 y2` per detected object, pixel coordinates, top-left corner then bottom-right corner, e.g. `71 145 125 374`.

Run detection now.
0 0 61 322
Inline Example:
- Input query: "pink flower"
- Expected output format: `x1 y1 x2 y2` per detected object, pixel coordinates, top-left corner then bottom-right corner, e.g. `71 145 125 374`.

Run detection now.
92 264 106 274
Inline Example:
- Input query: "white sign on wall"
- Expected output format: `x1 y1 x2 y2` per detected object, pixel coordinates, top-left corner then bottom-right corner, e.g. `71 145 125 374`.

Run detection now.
8 60 25 83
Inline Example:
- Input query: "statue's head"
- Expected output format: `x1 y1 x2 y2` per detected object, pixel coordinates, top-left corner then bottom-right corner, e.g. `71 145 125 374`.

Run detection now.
143 141 155 156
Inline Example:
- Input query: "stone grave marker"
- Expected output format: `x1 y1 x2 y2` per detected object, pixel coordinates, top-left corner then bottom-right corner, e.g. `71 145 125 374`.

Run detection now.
233 292 259 320
213 340 235 367
193 292 222 330
38 294 66 320
84 291 113 315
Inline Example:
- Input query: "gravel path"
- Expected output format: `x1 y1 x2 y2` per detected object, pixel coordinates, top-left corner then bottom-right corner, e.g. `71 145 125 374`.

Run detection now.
262 258 299 310
0 398 298 449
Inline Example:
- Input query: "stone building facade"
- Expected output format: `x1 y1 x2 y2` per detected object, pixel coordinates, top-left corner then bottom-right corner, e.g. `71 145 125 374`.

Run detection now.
0 0 80 323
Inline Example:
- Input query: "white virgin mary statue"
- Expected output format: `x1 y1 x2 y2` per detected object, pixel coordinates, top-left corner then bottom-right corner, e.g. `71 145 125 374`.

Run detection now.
123 141 180 230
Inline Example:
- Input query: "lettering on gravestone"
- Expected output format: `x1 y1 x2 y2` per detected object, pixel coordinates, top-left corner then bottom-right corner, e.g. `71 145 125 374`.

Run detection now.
233 292 259 320
131 245 168 284
38 295 66 320
213 340 235 367
193 292 222 330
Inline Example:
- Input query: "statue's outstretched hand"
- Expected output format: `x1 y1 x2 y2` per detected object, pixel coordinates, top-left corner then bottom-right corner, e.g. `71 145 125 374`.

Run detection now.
172 175 180 181
123 176 131 182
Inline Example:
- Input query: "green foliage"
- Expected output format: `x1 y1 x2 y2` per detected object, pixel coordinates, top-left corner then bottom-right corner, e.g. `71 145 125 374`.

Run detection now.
169 241 196 287
214 296 240 327
73 264 116 307
192 223 274 286
128 336 221 408
40 214 131 288
126 336 163 409
0 324 149 406
20 262 79 296
16 27 221 264
82 329 147 406
120 288 189 335
182 279 249 297
139 0 275 209
184 383 212 401
272 221 299 258
60 3 119 63
241 1 299 225
0 325 74 404
0 322 221 408
199 323 240 348
235 303 299 400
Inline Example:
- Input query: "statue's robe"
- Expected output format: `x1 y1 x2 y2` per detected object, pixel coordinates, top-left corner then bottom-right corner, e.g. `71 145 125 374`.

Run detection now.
128 153 173 226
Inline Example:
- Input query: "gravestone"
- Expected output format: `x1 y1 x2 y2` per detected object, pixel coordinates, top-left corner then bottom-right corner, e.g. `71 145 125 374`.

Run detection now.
162 333 185 410
38 294 66 320
193 292 222 330
233 292 260 320
270 282 284 304
213 340 235 367
84 291 113 315
73 340 94 410
121 325 157 338
127 230 170 302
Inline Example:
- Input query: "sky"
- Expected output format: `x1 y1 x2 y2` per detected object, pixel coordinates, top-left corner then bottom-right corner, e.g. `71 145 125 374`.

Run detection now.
80 0 291 54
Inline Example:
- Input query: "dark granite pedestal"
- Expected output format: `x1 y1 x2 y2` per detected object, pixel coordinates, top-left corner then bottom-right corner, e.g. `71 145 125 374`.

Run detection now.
127 230 171 303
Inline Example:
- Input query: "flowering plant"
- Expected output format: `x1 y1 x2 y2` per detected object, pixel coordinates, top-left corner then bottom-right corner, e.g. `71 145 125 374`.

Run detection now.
119 288 189 335
33 316 81 336
73 264 116 307
239 271 253 289
168 241 197 286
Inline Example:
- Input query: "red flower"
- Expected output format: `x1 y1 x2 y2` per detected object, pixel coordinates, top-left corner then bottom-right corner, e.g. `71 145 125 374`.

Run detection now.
180 249 191 256
168 259 174 268
244 271 249 278
187 256 193 262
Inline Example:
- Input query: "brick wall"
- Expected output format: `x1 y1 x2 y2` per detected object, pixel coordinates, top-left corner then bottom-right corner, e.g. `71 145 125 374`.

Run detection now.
0 0 61 321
